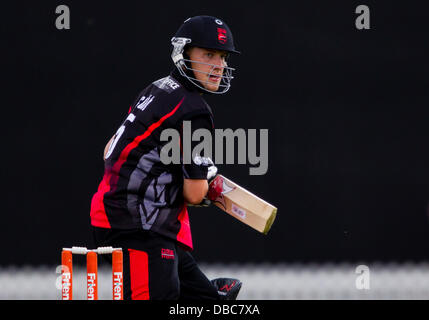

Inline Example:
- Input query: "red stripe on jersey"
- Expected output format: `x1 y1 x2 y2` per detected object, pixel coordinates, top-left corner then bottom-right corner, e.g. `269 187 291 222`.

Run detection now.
128 249 150 300
90 98 184 229
109 97 185 193
90 173 111 228
176 205 193 250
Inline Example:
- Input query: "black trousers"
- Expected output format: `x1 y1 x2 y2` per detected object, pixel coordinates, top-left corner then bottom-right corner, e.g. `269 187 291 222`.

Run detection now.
92 226 220 300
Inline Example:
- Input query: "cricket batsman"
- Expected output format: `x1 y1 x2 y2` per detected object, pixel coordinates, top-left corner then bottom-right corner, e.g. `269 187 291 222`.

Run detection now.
89 16 242 300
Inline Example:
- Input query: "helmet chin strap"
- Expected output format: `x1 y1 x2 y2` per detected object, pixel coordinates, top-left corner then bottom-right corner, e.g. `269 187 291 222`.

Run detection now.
171 37 235 94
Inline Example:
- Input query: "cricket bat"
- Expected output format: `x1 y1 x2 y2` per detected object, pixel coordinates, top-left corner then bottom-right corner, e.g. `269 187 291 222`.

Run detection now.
207 175 277 234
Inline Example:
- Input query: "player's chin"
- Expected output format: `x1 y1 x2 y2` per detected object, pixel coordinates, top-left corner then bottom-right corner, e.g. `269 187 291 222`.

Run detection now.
205 79 221 92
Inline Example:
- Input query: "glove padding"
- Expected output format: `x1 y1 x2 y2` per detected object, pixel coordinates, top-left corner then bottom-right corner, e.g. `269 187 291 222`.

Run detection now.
192 155 218 182
187 157 218 208
211 278 242 300
206 157 218 183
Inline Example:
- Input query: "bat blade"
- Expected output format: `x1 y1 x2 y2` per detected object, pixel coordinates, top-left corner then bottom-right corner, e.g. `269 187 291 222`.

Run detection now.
208 175 277 234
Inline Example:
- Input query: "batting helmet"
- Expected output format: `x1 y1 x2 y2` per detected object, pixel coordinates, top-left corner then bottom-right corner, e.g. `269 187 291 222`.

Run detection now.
171 16 240 94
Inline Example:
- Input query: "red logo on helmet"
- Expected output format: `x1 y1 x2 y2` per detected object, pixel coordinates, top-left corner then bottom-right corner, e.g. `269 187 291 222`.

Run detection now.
217 28 227 44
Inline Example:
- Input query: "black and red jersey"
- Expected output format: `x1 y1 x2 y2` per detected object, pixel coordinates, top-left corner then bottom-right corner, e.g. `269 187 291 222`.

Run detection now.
90 69 214 250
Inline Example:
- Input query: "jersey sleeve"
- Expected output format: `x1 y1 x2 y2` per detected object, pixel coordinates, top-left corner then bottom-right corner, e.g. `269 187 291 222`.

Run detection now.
181 114 214 180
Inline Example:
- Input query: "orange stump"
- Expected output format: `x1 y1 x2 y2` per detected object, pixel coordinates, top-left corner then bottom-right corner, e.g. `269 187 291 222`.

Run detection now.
61 250 73 300
61 246 123 300
112 250 124 300
86 251 98 300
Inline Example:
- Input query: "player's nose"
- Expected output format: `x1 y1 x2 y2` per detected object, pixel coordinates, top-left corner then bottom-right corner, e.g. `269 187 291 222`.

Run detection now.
212 54 225 68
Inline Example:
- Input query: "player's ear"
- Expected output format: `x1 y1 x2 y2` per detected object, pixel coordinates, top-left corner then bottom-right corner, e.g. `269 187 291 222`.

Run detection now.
184 46 193 59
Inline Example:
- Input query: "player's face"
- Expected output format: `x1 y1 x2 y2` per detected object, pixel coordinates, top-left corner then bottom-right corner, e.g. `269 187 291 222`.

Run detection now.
187 47 228 92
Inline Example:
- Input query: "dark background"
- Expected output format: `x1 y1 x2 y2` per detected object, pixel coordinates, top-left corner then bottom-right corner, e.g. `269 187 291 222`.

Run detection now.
1 1 429 265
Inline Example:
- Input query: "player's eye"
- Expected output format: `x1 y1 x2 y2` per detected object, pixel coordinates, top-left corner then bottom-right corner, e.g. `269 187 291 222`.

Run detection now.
206 52 214 58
